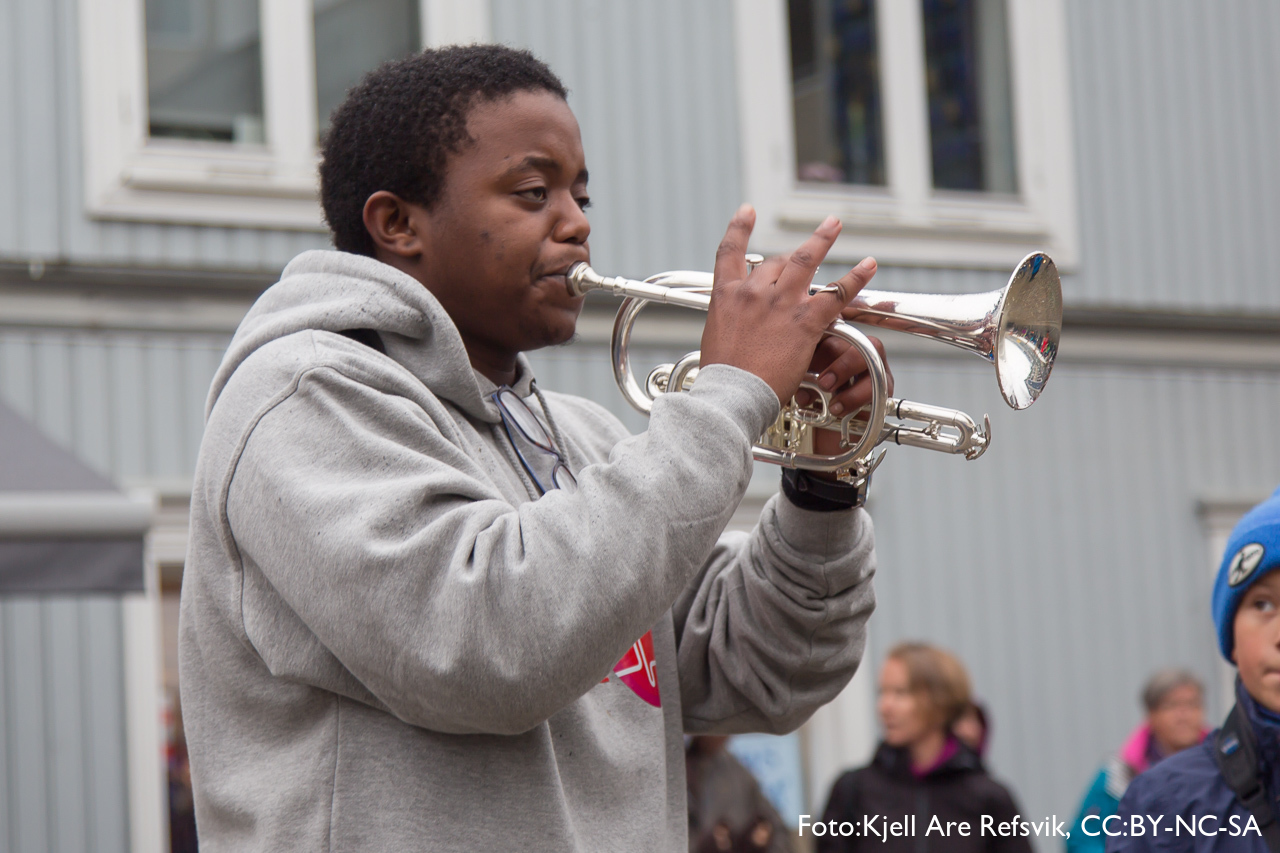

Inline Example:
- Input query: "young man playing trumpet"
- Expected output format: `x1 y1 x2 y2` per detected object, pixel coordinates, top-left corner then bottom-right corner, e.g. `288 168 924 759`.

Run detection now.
179 44 887 851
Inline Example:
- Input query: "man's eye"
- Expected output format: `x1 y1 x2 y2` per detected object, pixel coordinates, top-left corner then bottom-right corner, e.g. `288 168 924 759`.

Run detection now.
1253 598 1276 612
576 196 592 211
518 187 548 202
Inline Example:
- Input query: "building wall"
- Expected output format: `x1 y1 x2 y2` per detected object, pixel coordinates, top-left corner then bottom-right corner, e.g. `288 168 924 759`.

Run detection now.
0 328 230 485
0 325 227 853
1065 0 1280 312
1 0 1279 848
1 597 130 853
3 0 1276 306
0 0 328 272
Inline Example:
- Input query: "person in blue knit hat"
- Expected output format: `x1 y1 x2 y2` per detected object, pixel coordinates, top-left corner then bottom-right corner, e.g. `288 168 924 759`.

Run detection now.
1109 485 1280 852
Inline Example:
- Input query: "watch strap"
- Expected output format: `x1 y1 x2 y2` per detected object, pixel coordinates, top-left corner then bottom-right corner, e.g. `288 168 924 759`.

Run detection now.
780 468 868 511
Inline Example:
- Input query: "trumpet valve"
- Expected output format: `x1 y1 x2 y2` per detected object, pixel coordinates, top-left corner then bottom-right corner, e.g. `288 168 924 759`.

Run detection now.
644 352 701 400
963 415 993 461
645 364 674 397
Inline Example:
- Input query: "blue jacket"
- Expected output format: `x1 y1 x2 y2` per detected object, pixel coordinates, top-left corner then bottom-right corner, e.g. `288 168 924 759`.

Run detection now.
1107 739 1266 852
1067 767 1122 853
1068 725 1163 853
1107 684 1278 852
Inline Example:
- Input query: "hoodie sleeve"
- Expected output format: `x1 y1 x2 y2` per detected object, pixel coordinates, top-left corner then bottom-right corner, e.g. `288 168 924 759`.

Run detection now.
220 359 785 735
672 488 876 734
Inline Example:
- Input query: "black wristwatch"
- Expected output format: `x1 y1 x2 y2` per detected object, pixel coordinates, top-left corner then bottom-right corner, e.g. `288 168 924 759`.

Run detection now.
780 468 869 511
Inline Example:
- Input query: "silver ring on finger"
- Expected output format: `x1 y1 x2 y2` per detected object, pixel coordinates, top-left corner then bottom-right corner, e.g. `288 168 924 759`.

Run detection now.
812 281 847 302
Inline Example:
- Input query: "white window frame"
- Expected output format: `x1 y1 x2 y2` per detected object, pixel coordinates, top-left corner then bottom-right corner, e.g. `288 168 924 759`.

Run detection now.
78 0 491 231
123 509 166 853
733 0 1079 269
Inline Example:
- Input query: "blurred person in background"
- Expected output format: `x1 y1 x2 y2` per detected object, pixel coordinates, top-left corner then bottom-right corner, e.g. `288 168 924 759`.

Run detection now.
686 735 791 853
817 642 1031 852
1066 668 1206 853
953 699 989 759
164 688 197 853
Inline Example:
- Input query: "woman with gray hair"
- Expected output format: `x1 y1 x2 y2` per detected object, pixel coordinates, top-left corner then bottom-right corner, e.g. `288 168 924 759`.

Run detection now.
1065 669 1207 852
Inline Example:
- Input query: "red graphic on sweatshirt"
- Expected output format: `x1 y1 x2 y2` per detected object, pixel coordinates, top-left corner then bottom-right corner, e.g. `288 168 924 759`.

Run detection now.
600 630 661 707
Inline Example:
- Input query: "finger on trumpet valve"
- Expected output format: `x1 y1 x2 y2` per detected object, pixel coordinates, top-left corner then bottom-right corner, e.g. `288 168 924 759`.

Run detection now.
745 253 764 273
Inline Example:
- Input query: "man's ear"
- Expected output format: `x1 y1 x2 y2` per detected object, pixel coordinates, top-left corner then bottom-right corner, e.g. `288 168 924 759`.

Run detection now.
362 191 427 259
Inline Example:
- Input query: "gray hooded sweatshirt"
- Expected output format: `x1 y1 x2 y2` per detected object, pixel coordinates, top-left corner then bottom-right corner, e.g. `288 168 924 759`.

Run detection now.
179 250 876 852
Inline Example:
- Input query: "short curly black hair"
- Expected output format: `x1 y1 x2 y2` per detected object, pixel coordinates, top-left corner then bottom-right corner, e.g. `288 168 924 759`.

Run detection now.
319 44 568 257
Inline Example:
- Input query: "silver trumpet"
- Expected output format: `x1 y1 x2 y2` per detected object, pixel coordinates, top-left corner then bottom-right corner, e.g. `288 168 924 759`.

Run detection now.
566 252 1061 484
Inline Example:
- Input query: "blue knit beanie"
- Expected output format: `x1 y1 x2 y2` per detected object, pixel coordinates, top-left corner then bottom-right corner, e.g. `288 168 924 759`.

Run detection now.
1213 485 1280 662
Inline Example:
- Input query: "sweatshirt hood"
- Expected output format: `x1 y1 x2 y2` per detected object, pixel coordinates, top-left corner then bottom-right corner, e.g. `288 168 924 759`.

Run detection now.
208 250 534 422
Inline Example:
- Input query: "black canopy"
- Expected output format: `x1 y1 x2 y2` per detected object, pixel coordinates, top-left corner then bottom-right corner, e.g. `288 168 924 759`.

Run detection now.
0 402 149 593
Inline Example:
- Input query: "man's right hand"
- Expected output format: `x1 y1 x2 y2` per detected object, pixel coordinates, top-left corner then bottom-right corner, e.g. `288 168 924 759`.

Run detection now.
698 204 878 406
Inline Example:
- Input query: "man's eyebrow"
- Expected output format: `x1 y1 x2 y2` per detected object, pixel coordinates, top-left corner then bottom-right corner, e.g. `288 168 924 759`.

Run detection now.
505 156 589 184
506 155 560 175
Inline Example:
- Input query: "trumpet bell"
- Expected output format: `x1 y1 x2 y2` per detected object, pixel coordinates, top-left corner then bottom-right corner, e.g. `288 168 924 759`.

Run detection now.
994 252 1061 410
842 251 1061 411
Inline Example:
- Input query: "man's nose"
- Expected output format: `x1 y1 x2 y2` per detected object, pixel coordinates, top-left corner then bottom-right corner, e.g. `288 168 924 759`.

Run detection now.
554 194 591 244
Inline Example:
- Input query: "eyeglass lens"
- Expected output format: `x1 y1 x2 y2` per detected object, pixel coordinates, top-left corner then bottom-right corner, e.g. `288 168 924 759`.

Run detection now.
552 464 578 493
496 389 554 450
494 388 578 495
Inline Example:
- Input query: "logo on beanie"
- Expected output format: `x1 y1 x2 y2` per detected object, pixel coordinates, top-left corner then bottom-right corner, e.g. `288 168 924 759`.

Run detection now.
1228 543 1266 587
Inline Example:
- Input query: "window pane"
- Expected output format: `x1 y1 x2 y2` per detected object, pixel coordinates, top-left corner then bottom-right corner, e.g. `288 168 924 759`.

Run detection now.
922 0 1017 192
314 0 422 140
145 0 265 143
790 0 885 186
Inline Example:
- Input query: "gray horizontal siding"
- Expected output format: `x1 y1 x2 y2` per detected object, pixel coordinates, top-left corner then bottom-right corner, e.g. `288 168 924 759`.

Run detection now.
0 327 230 484
1066 0 1280 312
5 0 1278 311
2 596 130 853
0 0 329 274
501 0 1280 314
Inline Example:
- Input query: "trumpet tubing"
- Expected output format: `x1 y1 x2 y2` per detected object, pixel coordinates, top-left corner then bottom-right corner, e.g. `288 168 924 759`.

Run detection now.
566 252 1061 484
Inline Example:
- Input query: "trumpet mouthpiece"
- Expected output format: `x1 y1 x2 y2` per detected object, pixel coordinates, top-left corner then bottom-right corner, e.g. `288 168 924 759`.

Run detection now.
566 262 603 297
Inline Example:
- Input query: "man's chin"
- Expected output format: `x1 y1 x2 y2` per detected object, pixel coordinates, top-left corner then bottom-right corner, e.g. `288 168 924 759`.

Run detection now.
520 323 581 354
549 319 580 347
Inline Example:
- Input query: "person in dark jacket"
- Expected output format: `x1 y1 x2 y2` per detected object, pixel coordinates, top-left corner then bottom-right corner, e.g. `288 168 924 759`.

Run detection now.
953 699 990 759
686 735 791 853
1110 486 1280 852
816 642 1032 853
